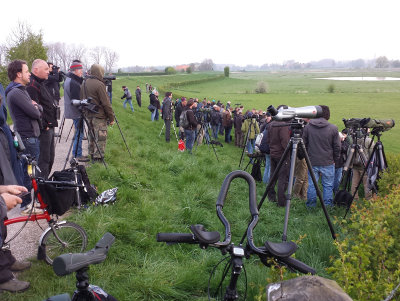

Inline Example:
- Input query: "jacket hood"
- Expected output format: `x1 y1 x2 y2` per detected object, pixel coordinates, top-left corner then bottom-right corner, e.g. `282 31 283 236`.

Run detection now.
90 64 105 80
5 81 23 96
309 117 330 128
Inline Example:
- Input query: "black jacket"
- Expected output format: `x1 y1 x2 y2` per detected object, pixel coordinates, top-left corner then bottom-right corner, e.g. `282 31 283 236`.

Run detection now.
303 118 340 166
27 73 58 129
183 107 198 131
5 82 42 138
149 93 160 109
175 101 184 124
210 109 221 126
162 97 172 120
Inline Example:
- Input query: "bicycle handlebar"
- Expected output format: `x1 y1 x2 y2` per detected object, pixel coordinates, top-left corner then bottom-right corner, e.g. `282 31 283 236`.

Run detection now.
53 232 115 276
216 170 258 217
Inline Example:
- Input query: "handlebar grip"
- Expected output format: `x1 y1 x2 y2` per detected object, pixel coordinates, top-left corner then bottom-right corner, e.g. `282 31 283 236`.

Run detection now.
280 256 316 275
156 233 196 243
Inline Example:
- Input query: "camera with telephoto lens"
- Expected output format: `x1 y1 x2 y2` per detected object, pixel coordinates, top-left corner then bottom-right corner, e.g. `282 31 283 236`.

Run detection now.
71 97 98 113
268 105 323 121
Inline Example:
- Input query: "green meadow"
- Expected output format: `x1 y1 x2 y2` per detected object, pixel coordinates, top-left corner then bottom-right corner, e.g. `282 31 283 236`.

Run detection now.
3 70 399 300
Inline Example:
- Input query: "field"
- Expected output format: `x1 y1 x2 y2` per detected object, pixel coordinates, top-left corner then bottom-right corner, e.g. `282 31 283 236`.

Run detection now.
3 70 399 300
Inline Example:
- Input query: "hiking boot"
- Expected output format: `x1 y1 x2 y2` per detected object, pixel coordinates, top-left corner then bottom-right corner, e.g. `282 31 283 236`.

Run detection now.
21 205 44 216
0 278 30 293
10 261 31 272
77 156 90 162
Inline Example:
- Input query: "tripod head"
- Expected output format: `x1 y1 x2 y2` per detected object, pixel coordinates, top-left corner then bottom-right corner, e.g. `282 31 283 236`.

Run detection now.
72 98 98 114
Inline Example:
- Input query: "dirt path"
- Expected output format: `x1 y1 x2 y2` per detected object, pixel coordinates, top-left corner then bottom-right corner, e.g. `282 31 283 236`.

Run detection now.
6 97 88 261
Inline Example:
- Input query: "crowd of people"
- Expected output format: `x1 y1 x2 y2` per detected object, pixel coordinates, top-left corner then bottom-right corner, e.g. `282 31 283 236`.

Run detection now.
0 58 116 292
0 60 378 293
150 94 375 211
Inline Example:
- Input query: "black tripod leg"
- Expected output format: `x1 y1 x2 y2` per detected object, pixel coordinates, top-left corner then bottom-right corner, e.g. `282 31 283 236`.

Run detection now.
114 115 132 157
65 122 74 142
239 130 250 168
63 118 83 170
282 140 299 242
300 141 336 240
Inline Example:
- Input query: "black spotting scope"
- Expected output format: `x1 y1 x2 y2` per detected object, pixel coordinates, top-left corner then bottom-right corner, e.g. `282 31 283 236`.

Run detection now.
53 232 115 276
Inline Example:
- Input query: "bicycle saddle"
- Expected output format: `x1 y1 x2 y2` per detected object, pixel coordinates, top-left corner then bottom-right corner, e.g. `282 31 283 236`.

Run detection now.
263 240 297 258
190 224 220 244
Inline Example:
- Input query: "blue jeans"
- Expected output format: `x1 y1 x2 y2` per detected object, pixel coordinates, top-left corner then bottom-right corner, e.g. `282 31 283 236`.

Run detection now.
73 118 83 157
225 127 232 143
263 154 271 184
108 91 112 104
123 98 134 112
184 129 195 153
21 137 40 207
151 109 159 121
333 167 343 194
212 125 218 139
306 165 335 208
247 139 255 154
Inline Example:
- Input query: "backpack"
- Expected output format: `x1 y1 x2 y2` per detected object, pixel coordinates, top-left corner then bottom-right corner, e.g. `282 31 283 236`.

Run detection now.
180 110 190 129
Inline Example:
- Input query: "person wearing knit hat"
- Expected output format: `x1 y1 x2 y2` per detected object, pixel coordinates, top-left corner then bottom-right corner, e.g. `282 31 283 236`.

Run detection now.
63 60 89 162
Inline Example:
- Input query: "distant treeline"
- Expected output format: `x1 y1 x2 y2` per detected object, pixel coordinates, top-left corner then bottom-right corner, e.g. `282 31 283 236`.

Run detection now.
115 72 167 76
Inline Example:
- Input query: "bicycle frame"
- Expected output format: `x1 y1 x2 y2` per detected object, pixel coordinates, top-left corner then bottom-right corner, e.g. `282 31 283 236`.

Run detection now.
4 172 51 226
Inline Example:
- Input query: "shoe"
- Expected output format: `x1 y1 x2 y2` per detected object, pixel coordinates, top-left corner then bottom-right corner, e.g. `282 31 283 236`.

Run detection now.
10 261 31 272
21 205 44 215
77 156 90 162
0 278 30 293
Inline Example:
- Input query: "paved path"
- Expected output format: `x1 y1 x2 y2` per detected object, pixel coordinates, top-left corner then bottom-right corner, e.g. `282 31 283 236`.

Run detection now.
7 97 88 261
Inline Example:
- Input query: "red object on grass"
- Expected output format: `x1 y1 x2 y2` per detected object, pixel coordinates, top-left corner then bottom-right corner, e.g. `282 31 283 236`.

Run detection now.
178 139 185 152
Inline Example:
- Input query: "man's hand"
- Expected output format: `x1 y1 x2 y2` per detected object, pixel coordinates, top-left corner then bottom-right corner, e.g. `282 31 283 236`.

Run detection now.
1 193 23 210
0 185 27 195
109 120 115 126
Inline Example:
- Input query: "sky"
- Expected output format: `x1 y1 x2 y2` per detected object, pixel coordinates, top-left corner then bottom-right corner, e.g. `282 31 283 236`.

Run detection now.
0 0 399 68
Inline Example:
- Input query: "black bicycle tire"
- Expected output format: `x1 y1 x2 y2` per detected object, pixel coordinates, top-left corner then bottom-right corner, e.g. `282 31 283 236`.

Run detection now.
41 221 88 265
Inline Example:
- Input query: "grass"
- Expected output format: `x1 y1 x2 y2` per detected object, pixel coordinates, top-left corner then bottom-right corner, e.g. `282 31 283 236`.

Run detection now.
2 70 399 300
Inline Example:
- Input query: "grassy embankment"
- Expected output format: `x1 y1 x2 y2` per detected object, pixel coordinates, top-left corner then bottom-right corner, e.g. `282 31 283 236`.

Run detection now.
3 70 399 300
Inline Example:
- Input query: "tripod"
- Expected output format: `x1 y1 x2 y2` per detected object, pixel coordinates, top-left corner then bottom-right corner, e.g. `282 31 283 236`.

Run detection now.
113 113 132 157
159 105 179 142
159 118 179 142
343 129 387 218
244 122 336 242
63 108 107 170
194 118 220 162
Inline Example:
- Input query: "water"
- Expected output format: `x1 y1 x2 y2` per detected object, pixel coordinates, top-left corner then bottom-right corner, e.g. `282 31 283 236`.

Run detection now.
316 77 400 81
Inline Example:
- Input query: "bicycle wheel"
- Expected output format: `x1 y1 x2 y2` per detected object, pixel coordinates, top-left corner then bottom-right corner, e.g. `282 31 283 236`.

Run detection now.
208 256 247 300
40 221 88 265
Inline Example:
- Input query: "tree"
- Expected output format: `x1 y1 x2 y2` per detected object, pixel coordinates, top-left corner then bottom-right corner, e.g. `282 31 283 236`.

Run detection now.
90 46 105 65
165 66 177 75
224 66 230 77
375 56 389 68
6 22 47 68
104 48 119 73
186 66 192 74
198 59 214 71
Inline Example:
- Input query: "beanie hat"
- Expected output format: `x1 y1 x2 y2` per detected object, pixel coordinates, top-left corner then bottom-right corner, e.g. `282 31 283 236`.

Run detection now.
70 60 83 71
